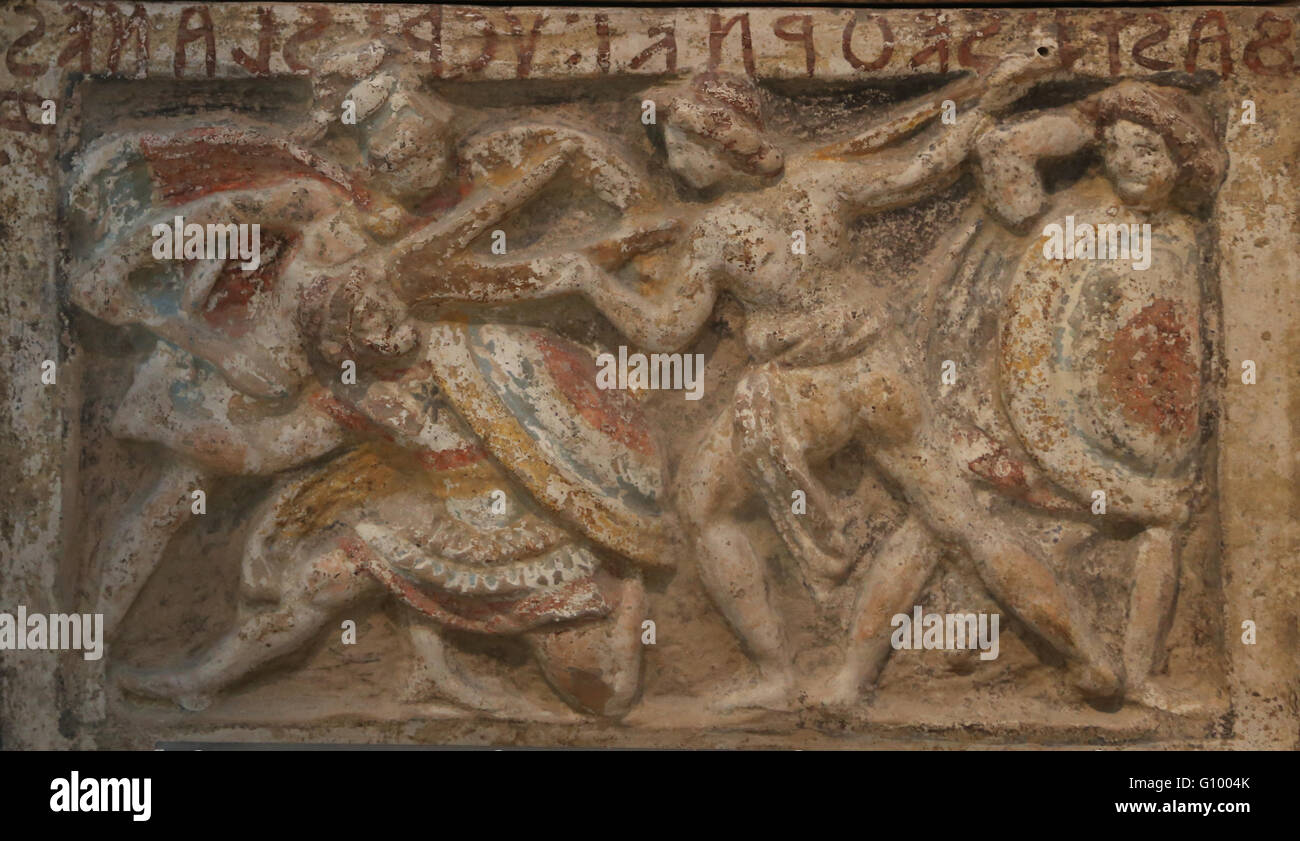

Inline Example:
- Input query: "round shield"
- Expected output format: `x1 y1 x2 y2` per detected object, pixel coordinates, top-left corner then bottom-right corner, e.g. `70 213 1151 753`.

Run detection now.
999 188 1204 524
425 322 680 570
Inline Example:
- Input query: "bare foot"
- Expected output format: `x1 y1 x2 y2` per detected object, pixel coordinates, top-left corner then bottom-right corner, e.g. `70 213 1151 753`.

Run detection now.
115 663 212 712
804 667 868 709
1130 678 1213 716
1067 657 1123 701
706 673 796 713
402 661 576 722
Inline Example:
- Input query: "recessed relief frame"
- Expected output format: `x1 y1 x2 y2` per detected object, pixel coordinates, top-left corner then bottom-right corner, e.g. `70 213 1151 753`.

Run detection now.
1 3 1297 749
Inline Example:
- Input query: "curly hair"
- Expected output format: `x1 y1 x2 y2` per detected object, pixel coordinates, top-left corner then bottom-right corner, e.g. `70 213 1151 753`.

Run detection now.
1081 81 1227 212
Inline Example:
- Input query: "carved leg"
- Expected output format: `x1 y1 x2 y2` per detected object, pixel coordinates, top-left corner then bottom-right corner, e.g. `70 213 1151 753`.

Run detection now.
734 363 860 598
677 410 796 711
815 514 943 706
875 444 1122 699
1124 526 1195 711
77 461 204 723
116 602 338 711
965 526 1121 698
116 545 374 710
403 618 578 722
97 461 205 639
525 571 646 719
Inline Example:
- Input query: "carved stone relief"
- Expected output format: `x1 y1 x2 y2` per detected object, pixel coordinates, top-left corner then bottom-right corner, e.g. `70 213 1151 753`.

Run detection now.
1 3 1297 748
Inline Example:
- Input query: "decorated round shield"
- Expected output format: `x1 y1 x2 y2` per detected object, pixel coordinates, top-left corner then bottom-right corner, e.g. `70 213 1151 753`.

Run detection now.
999 189 1203 525
425 322 680 570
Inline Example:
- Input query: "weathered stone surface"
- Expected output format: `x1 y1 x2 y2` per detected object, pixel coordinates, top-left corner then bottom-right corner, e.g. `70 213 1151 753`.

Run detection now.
1 3 1297 749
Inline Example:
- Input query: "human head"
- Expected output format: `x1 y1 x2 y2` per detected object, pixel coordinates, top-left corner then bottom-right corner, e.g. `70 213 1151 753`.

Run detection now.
1101 120 1178 208
644 72 784 191
1084 81 1226 213
299 38 454 206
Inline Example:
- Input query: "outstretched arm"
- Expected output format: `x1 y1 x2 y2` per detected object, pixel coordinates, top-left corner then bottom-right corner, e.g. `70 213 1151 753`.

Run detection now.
389 124 651 301
398 217 679 304
974 105 1095 228
806 47 1061 218
811 72 986 159
406 213 719 353
808 110 997 217
578 242 720 353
